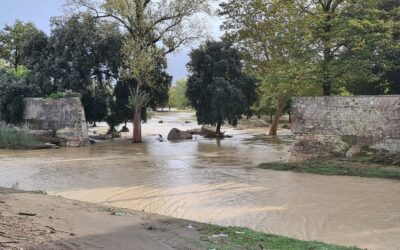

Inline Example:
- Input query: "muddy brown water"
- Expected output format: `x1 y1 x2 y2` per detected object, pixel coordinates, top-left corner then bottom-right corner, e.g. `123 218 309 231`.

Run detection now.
0 112 399 250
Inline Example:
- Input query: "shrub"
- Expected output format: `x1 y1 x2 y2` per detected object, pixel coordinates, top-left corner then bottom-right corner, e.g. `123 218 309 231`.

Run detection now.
47 91 81 99
47 92 65 99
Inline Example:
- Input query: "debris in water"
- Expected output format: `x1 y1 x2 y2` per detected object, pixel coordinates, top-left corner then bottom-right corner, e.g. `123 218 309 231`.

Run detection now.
187 224 193 229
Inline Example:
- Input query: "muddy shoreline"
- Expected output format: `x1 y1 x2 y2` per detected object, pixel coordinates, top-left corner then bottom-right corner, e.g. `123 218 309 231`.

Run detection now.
0 187 215 250
0 188 358 250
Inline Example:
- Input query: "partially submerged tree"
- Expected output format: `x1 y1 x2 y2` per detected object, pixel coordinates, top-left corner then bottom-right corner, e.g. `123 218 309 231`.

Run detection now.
186 40 257 136
70 0 210 143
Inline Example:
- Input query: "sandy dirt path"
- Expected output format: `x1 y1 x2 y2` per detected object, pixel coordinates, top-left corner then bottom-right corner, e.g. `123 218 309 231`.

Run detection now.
0 188 215 250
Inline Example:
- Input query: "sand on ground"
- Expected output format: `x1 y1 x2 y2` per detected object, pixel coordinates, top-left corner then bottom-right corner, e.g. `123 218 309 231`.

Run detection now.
0 188 215 250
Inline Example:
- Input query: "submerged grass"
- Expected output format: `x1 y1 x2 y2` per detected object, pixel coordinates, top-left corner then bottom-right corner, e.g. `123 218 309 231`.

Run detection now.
0 128 38 149
257 159 400 180
200 225 361 250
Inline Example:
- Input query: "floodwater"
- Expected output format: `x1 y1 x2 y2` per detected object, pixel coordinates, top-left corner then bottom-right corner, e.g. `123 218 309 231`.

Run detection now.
0 111 399 250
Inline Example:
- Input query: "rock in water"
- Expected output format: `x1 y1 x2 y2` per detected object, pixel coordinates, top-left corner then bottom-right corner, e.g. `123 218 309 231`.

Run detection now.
186 128 202 135
201 126 222 138
167 128 193 141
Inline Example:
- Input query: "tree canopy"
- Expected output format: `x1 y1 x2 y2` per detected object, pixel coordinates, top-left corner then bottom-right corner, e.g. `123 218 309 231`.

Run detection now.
186 40 257 135
0 20 41 70
70 0 210 143
219 0 397 134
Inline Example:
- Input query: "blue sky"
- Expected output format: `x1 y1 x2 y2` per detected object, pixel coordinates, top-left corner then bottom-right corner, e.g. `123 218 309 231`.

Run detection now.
0 0 222 83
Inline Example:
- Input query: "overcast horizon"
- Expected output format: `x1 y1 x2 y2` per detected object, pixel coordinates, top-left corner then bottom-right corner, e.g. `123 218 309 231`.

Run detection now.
0 0 223 84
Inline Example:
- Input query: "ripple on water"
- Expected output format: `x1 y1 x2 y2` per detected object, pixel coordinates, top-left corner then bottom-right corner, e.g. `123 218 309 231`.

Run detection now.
0 112 399 250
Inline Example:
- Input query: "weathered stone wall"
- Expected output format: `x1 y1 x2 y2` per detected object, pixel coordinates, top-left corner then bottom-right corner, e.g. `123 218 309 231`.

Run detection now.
291 96 400 160
21 98 89 147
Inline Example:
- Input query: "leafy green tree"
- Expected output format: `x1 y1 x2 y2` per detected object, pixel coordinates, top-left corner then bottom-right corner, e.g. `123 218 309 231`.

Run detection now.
219 0 394 134
379 0 400 94
0 69 39 124
111 55 172 130
220 1 394 96
71 0 210 143
22 30 55 95
169 79 190 109
81 90 110 126
48 14 122 94
344 0 400 95
220 0 320 135
186 40 257 135
303 0 392 95
0 20 41 70
22 13 122 124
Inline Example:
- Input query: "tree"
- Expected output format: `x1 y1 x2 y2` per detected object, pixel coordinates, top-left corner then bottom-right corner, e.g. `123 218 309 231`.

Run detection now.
219 0 393 134
379 0 400 94
220 0 320 135
22 30 55 95
70 0 210 143
24 13 123 124
111 54 172 130
0 69 39 124
186 40 257 135
220 0 393 94
303 0 393 95
168 79 190 109
48 14 122 94
0 20 41 70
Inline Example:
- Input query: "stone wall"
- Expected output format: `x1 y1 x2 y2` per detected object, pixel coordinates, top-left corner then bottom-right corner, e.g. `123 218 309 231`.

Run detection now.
291 96 400 160
21 98 89 147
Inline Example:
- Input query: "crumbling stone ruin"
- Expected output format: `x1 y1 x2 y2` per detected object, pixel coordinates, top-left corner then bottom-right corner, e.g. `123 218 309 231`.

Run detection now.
291 96 400 160
20 98 89 147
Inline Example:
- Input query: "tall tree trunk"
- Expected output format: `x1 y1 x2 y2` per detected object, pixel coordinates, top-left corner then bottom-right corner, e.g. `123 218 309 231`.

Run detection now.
216 121 222 136
322 11 333 96
269 99 285 136
322 49 332 96
133 81 142 143
133 109 142 143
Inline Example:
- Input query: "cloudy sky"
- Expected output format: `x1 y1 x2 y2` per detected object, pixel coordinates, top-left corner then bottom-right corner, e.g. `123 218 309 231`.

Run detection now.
0 0 223 83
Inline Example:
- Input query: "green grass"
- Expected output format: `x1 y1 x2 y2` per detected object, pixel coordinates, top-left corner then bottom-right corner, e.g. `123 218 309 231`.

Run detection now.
0 128 38 149
257 159 400 180
199 225 361 250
